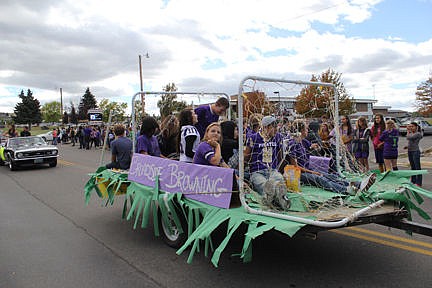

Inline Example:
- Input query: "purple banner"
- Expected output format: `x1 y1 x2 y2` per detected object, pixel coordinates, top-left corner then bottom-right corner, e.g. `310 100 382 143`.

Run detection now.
128 153 233 208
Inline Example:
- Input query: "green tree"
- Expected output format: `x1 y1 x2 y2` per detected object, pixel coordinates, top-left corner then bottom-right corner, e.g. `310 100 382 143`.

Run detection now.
78 87 98 120
157 83 186 119
415 75 432 116
69 103 78 125
13 89 42 129
98 99 127 123
41 101 61 123
295 68 354 118
62 111 69 124
134 99 144 124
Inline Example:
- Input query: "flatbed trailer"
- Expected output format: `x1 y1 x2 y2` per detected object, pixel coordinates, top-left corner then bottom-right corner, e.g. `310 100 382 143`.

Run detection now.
84 78 432 267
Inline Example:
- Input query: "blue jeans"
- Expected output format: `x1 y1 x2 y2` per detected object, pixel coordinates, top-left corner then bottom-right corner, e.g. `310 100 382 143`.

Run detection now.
300 172 349 194
408 150 422 186
250 169 285 195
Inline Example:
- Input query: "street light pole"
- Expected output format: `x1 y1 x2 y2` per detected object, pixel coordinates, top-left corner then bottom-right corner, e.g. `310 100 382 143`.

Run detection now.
138 53 149 116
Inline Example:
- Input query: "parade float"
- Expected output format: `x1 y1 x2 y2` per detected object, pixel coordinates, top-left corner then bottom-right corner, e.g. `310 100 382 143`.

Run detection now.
84 77 432 267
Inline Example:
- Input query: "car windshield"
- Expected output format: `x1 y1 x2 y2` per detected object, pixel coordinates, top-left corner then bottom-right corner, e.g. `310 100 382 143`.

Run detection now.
8 136 46 148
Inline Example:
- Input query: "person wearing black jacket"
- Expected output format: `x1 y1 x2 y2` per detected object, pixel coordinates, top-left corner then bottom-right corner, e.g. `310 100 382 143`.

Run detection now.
220 120 239 166
20 126 31 137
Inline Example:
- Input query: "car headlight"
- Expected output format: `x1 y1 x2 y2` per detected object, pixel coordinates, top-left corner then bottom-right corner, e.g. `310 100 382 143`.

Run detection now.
51 150 58 155
16 152 24 158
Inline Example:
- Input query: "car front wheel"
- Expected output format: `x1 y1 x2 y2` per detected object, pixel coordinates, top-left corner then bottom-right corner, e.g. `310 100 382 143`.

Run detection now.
9 160 17 171
49 159 57 167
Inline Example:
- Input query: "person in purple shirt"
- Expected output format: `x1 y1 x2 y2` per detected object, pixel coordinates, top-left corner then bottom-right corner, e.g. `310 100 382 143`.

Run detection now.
194 97 230 138
244 116 285 195
136 116 161 157
286 120 376 194
379 119 399 171
193 123 229 168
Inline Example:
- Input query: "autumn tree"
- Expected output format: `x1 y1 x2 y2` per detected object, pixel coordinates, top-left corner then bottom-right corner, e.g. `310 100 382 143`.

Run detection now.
415 75 432 116
13 89 42 129
78 87 98 120
98 99 127 123
157 83 187 119
295 69 354 118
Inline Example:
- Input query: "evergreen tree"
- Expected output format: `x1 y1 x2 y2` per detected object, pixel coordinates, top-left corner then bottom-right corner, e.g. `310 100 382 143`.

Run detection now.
157 83 186 119
62 111 69 124
70 103 78 125
13 89 42 130
295 68 354 118
77 87 98 120
415 75 432 116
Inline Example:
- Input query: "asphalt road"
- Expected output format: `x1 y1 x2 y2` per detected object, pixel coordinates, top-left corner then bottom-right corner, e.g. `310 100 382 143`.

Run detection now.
1 139 432 288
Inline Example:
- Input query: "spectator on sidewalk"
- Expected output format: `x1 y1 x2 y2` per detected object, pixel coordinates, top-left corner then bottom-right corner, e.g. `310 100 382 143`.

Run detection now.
352 117 371 172
371 114 386 173
404 122 423 186
380 119 399 171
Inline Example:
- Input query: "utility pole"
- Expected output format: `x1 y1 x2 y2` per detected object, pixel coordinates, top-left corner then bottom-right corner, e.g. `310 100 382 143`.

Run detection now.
60 88 63 116
139 53 149 116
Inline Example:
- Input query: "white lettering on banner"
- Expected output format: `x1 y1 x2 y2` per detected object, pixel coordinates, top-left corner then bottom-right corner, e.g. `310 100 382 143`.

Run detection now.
129 162 163 181
164 163 226 197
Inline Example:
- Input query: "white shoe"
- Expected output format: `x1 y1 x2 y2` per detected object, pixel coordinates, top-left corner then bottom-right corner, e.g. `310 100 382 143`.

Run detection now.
359 173 376 192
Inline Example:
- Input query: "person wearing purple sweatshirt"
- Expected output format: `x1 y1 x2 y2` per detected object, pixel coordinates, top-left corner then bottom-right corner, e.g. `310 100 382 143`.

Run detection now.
194 97 230 138
379 119 399 171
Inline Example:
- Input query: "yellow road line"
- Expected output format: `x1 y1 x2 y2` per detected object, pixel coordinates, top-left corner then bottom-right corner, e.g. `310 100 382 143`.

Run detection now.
345 227 432 249
332 230 432 257
58 159 74 166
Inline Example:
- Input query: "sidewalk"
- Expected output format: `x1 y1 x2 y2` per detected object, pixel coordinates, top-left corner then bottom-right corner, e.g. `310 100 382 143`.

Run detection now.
397 147 432 169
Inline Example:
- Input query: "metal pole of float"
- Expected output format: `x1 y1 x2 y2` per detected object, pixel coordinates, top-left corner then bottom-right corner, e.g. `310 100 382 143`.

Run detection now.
99 110 114 167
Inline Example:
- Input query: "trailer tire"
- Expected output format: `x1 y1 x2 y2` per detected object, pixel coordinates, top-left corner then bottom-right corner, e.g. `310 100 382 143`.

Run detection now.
159 205 187 249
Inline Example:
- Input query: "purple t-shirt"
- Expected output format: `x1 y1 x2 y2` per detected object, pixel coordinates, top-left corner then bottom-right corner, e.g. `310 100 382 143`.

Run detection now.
287 138 311 169
194 105 219 138
246 132 283 172
193 142 216 166
379 129 399 158
136 134 161 157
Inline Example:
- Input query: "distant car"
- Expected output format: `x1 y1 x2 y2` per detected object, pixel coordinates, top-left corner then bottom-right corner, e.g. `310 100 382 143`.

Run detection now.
37 131 54 142
399 120 432 136
0 136 58 171
368 117 401 129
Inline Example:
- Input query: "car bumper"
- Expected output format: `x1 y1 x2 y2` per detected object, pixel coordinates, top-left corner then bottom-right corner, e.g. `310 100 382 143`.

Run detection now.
13 156 58 165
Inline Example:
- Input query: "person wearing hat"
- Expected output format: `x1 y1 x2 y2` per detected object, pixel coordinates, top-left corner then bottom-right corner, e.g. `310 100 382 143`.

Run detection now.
244 115 285 195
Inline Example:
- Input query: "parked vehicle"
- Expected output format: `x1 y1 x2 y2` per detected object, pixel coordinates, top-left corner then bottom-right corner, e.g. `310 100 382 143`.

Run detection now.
399 119 432 136
0 136 58 171
37 131 54 142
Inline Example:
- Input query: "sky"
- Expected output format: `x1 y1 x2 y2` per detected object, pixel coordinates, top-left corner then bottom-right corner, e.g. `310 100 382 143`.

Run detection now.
0 0 431 116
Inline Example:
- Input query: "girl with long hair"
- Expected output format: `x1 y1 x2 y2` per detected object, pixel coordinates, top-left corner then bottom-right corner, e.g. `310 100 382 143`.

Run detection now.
178 109 200 163
371 114 386 173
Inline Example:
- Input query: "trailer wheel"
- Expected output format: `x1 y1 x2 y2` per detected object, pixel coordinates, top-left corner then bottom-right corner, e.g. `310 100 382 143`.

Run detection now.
159 206 187 249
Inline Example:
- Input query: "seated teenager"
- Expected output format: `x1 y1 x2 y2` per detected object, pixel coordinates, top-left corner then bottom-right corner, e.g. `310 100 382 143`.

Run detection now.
193 123 229 168
106 124 133 170
179 109 200 163
244 116 285 195
286 120 375 194
136 116 162 157
220 120 239 165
